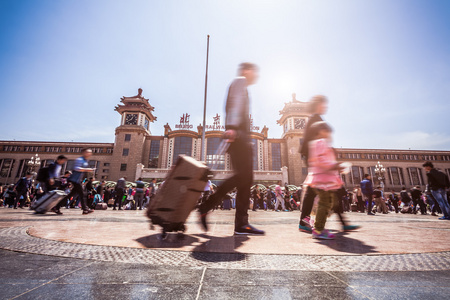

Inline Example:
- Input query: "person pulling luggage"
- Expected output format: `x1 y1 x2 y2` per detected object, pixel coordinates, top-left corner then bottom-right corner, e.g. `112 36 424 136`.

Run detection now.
199 62 264 235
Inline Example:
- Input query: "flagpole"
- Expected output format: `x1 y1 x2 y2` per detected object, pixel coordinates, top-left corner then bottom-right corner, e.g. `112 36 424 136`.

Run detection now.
201 35 210 162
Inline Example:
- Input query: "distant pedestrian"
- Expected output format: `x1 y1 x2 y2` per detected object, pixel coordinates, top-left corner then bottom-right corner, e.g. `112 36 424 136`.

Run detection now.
134 177 146 210
423 161 450 220
13 172 33 209
113 176 127 210
360 174 374 215
54 148 96 215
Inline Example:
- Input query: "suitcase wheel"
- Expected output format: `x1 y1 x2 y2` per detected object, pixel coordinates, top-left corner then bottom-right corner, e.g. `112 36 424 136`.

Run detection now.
160 231 168 240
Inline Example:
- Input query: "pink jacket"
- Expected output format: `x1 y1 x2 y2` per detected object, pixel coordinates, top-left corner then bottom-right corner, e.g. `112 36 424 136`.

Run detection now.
303 139 342 191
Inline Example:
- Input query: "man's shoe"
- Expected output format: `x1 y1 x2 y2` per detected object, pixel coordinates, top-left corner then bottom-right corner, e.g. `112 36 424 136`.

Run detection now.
312 229 335 240
51 207 63 215
431 213 438 216
113 208 117 210
234 224 265 235
118 208 123 210
438 216 447 220
343 225 360 232
82 209 94 215
367 212 375 215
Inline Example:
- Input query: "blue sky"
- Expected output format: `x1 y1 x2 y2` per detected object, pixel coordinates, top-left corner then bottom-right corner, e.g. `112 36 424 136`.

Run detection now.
1 0 449 150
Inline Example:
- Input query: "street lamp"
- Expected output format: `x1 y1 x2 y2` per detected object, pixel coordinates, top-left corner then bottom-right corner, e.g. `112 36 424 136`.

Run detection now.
374 161 386 191
27 154 41 173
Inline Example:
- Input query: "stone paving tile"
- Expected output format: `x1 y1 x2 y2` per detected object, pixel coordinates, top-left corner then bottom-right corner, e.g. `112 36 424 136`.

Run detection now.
198 285 366 300
0 284 43 300
53 262 204 285
330 270 450 287
350 287 450 300
202 269 346 287
13 284 200 300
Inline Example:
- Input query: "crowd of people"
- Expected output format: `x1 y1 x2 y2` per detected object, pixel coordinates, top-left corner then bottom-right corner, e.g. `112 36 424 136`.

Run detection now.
1 63 449 242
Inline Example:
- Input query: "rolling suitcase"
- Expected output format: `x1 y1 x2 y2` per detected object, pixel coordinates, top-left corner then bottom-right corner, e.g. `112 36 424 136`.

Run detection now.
146 155 211 238
32 190 66 214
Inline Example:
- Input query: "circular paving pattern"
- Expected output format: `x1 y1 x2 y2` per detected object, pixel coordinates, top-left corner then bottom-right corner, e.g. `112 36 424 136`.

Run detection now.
0 226 449 272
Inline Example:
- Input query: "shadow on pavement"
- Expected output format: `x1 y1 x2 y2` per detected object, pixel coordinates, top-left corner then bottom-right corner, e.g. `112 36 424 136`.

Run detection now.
190 234 249 262
135 233 200 249
315 232 378 255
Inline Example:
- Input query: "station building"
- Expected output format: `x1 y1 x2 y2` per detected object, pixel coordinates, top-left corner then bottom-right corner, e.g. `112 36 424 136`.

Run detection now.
1 90 449 191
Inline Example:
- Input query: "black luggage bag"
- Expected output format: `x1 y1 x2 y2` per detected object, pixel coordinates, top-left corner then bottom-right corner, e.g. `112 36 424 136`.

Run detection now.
146 155 210 237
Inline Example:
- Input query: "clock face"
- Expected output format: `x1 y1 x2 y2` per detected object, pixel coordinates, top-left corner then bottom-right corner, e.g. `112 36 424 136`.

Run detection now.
294 118 306 130
144 118 149 130
125 114 138 125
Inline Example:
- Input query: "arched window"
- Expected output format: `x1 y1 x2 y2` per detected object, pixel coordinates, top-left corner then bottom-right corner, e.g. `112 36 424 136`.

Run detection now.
407 167 424 186
350 166 364 185
251 139 258 170
206 137 225 170
271 143 281 171
173 136 192 160
387 167 405 186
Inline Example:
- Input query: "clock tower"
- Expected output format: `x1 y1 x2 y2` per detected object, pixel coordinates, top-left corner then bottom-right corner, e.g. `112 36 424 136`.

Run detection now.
277 93 309 186
110 89 157 181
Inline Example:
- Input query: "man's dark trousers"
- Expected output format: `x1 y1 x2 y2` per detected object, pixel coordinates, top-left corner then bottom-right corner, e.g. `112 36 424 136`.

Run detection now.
365 194 373 214
14 191 27 208
200 136 252 229
357 195 365 212
56 182 88 211
114 188 125 209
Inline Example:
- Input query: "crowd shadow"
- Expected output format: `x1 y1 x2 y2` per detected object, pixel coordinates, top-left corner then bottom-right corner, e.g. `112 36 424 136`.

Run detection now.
314 231 378 254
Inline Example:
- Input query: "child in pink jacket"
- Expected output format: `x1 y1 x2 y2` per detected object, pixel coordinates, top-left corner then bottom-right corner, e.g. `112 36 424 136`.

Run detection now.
303 121 343 239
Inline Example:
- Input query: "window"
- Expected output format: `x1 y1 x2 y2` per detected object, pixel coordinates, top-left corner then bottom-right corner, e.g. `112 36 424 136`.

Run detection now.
125 134 131 141
173 136 192 161
122 148 129 156
24 146 41 152
251 139 258 170
271 143 282 171
206 137 225 170
66 160 76 172
350 166 364 185
102 169 109 173
120 164 127 171
0 159 15 178
302 167 308 175
66 147 81 153
92 148 103 154
407 167 424 186
16 159 31 178
148 140 161 168
388 167 405 186
106 148 113 154
103 163 110 167
2 145 20 152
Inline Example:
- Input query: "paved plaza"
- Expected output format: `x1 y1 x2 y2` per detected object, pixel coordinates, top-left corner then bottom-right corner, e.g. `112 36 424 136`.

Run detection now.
1 207 449 299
